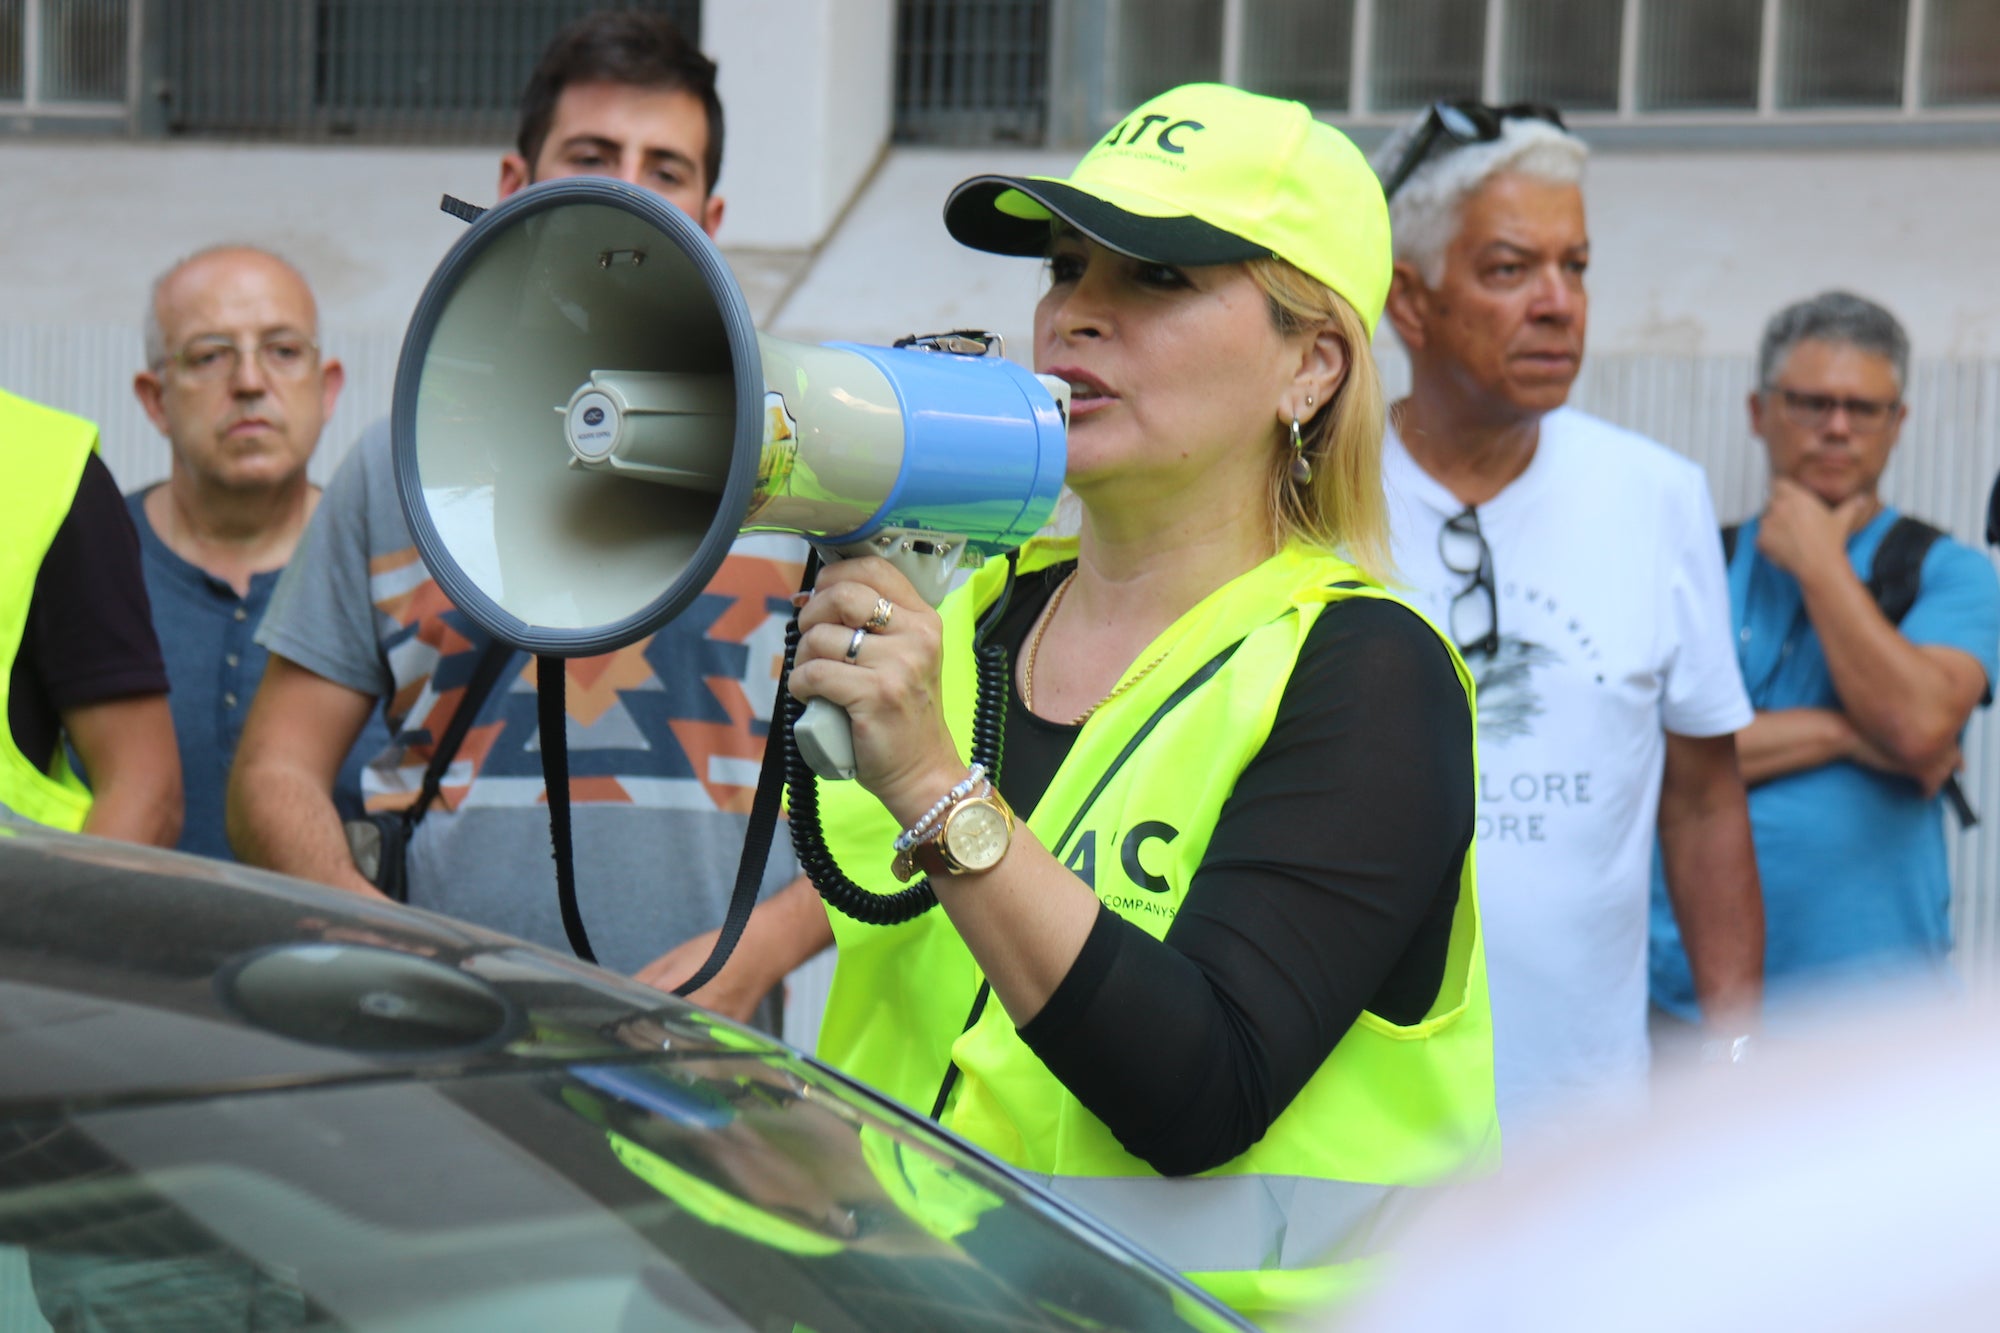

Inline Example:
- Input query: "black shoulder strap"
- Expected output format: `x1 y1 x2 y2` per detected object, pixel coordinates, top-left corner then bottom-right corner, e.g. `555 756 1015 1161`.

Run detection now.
672 553 824 998
1721 523 1740 566
1860 517 1979 828
407 639 517 827
1865 516 1945 627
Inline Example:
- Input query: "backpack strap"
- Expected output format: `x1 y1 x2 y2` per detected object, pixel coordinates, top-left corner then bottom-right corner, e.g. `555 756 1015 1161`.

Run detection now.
1865 516 1945 628
1735 512 1977 828
1861 516 1978 828
407 638 517 828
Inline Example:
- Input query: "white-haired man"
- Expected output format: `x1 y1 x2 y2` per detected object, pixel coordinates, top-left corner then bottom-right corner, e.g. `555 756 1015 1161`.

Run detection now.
1372 103 1763 1136
1652 292 1998 1018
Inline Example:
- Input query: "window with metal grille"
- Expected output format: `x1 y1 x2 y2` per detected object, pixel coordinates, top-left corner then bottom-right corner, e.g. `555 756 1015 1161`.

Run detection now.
1059 0 2000 144
156 0 701 141
0 2 21 101
893 0 1048 146
0 0 133 113
1926 0 2000 108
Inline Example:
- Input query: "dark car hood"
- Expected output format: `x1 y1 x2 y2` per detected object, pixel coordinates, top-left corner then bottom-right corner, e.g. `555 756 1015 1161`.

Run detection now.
0 820 763 1112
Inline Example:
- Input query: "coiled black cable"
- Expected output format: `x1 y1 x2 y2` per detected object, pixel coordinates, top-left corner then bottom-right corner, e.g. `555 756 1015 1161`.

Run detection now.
786 552 1018 925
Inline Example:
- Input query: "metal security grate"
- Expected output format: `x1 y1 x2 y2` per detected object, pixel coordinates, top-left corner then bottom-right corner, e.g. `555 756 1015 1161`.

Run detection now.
40 0 126 101
1051 0 2000 145
0 1 23 101
158 0 700 141
0 0 134 111
894 0 1048 146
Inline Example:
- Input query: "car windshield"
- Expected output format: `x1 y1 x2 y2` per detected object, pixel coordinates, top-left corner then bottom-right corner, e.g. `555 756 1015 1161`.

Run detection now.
0 1046 1241 1333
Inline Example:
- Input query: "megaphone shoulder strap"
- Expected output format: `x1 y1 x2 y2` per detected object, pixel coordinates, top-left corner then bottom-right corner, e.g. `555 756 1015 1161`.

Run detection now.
673 551 827 998
407 638 517 827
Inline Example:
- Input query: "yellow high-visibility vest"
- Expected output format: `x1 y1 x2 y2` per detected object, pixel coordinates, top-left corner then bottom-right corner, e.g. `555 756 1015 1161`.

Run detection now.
812 537 1499 1324
0 390 101 831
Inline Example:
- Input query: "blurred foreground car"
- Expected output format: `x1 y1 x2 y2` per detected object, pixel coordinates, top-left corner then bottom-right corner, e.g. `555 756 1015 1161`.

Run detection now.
0 821 1247 1332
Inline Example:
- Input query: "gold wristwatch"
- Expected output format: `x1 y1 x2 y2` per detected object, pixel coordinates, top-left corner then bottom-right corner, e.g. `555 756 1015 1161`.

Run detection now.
892 785 1014 882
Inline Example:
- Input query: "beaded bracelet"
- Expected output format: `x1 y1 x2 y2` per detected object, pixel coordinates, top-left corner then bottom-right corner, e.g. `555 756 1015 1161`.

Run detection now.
893 763 988 854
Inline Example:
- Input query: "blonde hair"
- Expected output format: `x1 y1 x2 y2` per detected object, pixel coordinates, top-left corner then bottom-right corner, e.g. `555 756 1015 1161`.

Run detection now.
1246 255 1391 582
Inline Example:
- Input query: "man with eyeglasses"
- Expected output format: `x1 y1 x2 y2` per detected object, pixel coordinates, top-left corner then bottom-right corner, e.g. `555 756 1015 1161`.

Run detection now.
129 245 390 859
1371 102 1763 1139
1651 292 1999 1021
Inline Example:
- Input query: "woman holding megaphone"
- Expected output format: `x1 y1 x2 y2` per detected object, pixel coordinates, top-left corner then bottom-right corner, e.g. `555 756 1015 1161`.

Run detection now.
779 84 1495 1323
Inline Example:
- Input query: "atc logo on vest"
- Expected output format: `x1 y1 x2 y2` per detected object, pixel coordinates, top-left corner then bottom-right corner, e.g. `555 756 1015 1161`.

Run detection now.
1063 821 1180 918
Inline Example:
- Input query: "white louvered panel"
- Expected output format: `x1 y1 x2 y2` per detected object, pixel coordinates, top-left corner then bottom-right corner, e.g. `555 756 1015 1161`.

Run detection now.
0 322 404 490
8 330 2000 988
1571 356 2000 990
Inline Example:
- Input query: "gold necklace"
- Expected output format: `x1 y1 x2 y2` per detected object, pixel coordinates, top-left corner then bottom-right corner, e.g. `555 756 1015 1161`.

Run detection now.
1023 570 1172 726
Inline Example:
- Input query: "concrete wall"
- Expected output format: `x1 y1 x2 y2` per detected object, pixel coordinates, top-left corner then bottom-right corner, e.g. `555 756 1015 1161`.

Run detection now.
5 136 1994 497
769 143 2000 367
0 141 498 337
704 0 896 251
0 0 897 341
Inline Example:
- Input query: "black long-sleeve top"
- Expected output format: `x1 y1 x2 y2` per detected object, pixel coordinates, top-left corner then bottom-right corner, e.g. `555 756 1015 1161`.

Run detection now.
992 562 1474 1177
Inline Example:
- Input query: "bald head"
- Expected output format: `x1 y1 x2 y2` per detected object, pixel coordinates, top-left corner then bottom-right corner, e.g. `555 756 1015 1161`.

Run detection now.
144 246 318 367
135 245 343 498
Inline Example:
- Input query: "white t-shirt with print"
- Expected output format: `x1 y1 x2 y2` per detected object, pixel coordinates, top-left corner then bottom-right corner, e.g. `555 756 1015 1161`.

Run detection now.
1381 407 1752 1136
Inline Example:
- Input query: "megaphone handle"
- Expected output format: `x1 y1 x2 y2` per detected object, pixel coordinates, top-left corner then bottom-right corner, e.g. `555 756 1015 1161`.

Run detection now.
793 699 857 782
794 534 969 782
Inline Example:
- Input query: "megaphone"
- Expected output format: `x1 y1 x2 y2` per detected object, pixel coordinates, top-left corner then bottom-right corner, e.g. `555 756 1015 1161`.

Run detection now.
392 178 1067 780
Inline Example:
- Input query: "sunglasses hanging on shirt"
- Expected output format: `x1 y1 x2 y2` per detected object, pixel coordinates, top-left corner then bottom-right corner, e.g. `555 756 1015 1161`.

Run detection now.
1439 505 1499 660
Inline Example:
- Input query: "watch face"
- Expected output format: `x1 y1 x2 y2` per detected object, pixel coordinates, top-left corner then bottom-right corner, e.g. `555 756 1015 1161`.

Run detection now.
943 800 1010 872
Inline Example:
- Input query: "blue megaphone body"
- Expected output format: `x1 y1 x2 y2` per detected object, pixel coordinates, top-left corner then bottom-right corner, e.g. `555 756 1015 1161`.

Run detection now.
392 176 1067 778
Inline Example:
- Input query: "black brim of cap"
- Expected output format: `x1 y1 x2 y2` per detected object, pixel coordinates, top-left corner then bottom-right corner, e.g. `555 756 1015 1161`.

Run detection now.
944 176 1269 267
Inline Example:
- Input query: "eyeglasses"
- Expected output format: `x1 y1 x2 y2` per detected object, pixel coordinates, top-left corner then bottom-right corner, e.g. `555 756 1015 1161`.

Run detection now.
164 334 321 384
1768 386 1902 435
1440 506 1498 659
1379 100 1569 202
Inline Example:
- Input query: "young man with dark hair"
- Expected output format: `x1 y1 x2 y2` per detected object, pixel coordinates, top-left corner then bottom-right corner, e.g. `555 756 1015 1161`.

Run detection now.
230 10 808 1028
507 6 725 228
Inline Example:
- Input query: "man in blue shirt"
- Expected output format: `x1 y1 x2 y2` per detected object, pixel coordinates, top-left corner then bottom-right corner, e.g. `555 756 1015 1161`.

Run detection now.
1653 292 2000 1018
129 246 387 859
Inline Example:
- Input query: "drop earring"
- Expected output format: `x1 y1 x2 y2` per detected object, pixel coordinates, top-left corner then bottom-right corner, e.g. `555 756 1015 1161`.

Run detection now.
1290 413 1312 485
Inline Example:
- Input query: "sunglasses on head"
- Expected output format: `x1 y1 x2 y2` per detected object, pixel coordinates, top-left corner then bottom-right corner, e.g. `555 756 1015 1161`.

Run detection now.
1379 100 1568 202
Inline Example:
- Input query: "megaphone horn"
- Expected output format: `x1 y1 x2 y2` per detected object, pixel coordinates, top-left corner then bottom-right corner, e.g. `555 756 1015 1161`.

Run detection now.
393 177 1068 780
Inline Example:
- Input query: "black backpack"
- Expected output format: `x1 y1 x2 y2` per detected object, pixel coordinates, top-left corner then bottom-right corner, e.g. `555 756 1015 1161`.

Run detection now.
1723 515 1975 828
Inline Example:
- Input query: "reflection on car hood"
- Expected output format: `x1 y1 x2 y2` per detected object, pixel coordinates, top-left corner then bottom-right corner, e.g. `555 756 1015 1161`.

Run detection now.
0 820 768 1112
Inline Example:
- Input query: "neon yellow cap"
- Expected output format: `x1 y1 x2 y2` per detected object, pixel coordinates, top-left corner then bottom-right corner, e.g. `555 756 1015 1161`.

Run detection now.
944 83 1391 333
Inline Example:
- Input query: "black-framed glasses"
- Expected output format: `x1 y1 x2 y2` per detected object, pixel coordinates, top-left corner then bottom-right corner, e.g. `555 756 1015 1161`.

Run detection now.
1767 386 1902 436
1379 100 1569 201
1440 506 1498 659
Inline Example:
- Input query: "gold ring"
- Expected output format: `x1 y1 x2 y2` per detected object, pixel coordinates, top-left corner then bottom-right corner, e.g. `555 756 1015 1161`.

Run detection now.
864 597 894 632
844 626 868 662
